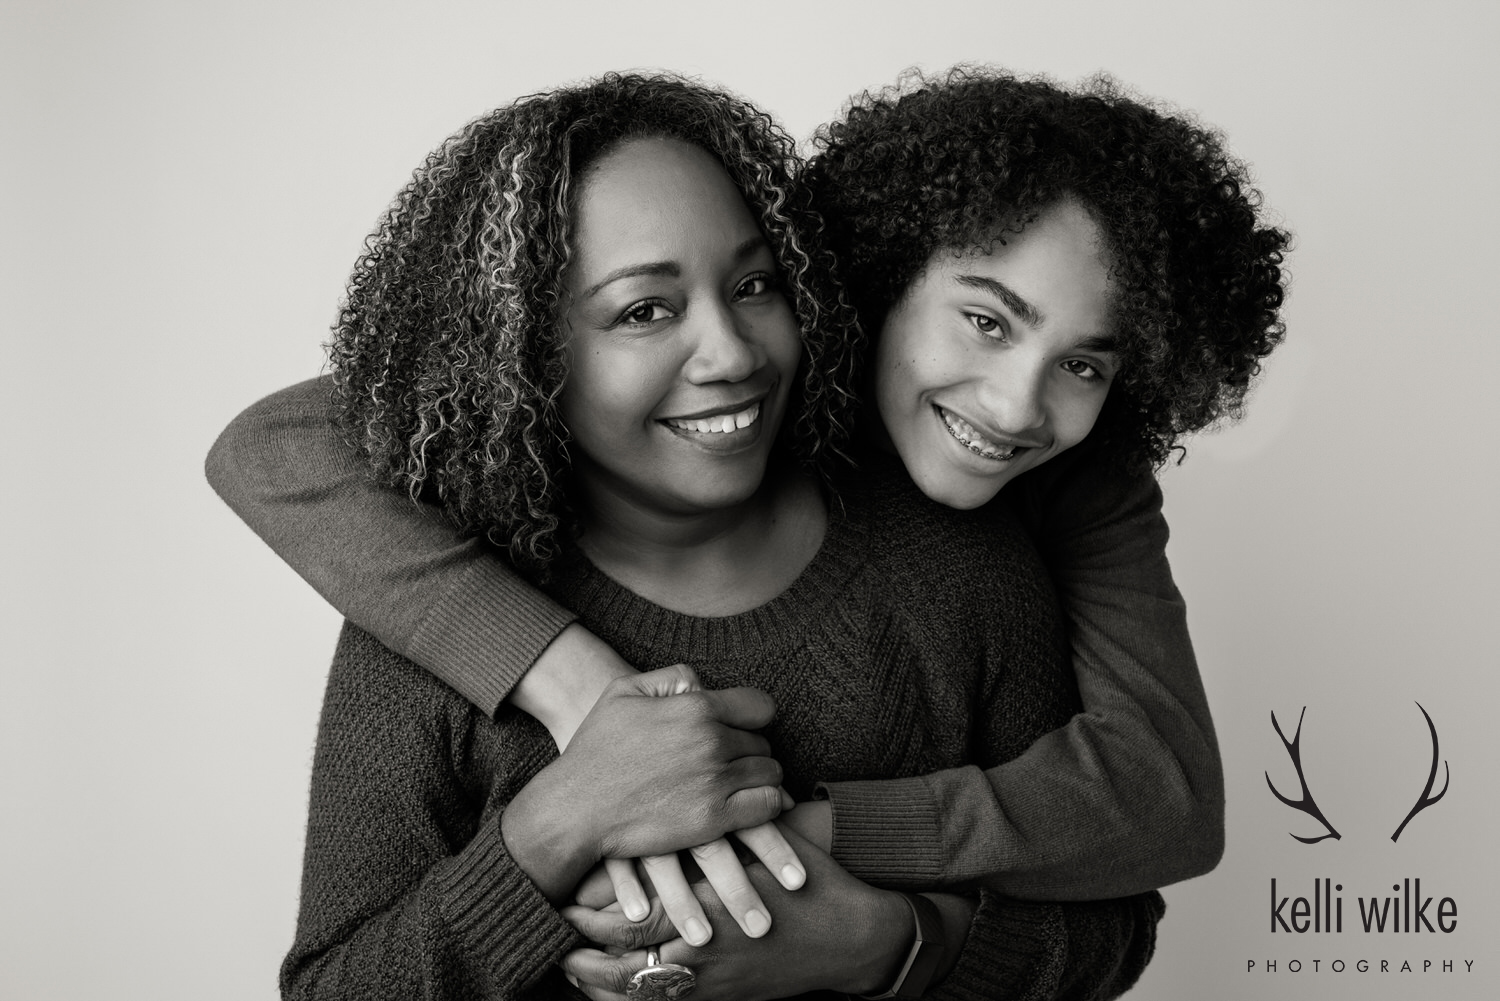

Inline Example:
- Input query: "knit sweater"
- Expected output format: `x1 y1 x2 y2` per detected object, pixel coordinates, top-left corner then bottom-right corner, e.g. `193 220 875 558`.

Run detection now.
281 472 1162 1000
208 376 1223 897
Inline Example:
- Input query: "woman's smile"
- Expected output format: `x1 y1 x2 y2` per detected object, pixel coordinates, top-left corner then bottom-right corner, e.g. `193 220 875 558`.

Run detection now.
558 136 802 521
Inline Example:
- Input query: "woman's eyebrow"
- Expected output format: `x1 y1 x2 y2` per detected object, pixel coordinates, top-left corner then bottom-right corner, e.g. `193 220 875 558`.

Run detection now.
579 237 768 300
954 273 1044 327
582 262 679 299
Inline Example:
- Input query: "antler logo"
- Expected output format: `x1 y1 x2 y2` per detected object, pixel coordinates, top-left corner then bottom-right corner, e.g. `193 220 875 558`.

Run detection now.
1266 703 1450 844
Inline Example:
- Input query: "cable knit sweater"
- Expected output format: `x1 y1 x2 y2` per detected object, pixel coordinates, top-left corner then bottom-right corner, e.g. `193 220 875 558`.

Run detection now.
281 470 1162 1000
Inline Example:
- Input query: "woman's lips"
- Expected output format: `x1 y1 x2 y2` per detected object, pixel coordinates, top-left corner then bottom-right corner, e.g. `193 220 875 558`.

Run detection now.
664 402 761 435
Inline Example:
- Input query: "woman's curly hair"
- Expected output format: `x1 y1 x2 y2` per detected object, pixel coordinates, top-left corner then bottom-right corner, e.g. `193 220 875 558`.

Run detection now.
328 73 861 572
804 67 1291 468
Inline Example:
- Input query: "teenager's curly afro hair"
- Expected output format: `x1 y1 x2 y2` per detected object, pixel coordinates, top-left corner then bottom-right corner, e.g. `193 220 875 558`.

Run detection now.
804 67 1290 468
328 73 860 571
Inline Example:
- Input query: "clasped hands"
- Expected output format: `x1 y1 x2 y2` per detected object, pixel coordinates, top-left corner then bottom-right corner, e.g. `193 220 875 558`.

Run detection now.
500 666 896 999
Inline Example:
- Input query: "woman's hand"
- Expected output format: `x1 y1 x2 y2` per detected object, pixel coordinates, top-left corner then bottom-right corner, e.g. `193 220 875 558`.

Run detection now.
561 828 916 1001
500 666 788 902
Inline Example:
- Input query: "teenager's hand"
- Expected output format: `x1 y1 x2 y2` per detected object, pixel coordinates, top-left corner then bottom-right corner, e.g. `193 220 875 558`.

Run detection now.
501 666 786 901
561 828 914 1001
588 824 808 946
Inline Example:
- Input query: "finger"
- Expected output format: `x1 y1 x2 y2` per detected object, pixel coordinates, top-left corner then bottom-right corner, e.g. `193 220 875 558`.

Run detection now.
574 863 618 910
617 664 702 698
694 685 778 731
690 838 773 938
562 902 674 951
640 853 712 947
605 858 650 922
560 946 644 1000
720 753 784 793
721 779 787 831
735 821 806 890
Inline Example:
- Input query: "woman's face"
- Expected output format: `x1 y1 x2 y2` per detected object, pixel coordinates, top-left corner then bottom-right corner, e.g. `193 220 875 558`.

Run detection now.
558 137 801 524
874 199 1120 509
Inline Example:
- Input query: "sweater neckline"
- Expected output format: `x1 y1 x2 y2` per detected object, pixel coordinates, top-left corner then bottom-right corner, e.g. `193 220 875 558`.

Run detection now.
546 498 870 663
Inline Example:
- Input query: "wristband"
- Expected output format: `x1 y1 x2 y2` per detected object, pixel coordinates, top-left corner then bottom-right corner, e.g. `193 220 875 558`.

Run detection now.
861 892 945 999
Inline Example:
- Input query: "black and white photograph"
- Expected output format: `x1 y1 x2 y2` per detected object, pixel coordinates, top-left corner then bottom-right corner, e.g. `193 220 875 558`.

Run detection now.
5 2 1496 999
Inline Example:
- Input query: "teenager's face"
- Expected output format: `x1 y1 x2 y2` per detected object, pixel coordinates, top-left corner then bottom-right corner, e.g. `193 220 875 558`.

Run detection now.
875 199 1119 509
558 137 800 522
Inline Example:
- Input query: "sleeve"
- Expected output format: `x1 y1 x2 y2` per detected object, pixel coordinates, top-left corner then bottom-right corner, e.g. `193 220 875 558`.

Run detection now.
281 623 580 1000
821 446 1223 899
933 891 1164 1001
205 376 576 714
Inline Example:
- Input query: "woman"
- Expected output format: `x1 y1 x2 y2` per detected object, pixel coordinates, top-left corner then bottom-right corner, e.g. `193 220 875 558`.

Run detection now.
275 73 1159 1000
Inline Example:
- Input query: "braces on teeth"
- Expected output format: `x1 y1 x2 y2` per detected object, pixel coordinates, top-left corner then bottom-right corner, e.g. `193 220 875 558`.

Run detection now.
941 409 1018 460
667 403 760 434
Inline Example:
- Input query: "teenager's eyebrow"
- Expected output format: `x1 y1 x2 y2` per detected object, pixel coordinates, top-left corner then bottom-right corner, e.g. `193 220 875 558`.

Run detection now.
954 274 1045 327
1074 333 1122 353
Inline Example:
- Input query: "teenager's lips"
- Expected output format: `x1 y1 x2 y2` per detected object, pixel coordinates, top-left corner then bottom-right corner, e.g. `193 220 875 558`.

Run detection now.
933 404 1047 463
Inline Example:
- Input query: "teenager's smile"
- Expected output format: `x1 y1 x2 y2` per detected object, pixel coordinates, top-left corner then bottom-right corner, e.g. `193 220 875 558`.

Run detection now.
933 403 1048 462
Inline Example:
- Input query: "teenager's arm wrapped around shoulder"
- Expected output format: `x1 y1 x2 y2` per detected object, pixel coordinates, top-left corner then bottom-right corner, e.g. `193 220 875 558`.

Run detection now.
280 623 579 1000
205 377 577 714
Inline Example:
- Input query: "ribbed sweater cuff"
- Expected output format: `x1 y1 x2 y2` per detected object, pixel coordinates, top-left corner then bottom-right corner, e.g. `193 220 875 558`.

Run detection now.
409 560 578 716
434 815 580 993
931 897 1063 1001
819 775 946 890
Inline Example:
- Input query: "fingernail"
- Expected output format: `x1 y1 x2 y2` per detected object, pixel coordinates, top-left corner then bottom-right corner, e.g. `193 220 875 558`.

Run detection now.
684 917 711 946
624 897 648 921
744 908 771 937
781 864 806 889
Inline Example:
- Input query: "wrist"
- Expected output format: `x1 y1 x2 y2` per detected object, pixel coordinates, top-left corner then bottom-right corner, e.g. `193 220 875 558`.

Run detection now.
854 892 950 999
499 760 600 901
515 624 638 750
840 889 916 996
781 800 833 854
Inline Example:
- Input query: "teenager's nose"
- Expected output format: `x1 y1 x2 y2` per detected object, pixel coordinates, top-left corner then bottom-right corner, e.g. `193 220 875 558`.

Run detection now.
683 302 764 384
976 355 1047 433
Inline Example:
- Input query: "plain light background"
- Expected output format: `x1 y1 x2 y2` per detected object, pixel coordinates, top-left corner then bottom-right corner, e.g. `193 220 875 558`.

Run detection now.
4 1 1497 999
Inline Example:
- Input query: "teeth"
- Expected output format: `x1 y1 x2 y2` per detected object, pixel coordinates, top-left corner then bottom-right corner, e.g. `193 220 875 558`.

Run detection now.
667 403 761 434
939 408 1019 461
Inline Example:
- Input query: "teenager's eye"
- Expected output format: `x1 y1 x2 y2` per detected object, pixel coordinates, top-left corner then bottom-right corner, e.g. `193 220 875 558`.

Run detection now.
1061 358 1109 382
734 273 776 300
617 300 675 326
966 312 1007 342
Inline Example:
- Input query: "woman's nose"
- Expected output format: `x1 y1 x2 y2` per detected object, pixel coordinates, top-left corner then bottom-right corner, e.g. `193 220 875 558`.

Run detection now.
683 303 764 384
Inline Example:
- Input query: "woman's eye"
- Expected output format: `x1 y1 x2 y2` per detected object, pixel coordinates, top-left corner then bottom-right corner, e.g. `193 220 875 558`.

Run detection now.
618 300 673 326
966 312 1006 341
734 274 774 300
